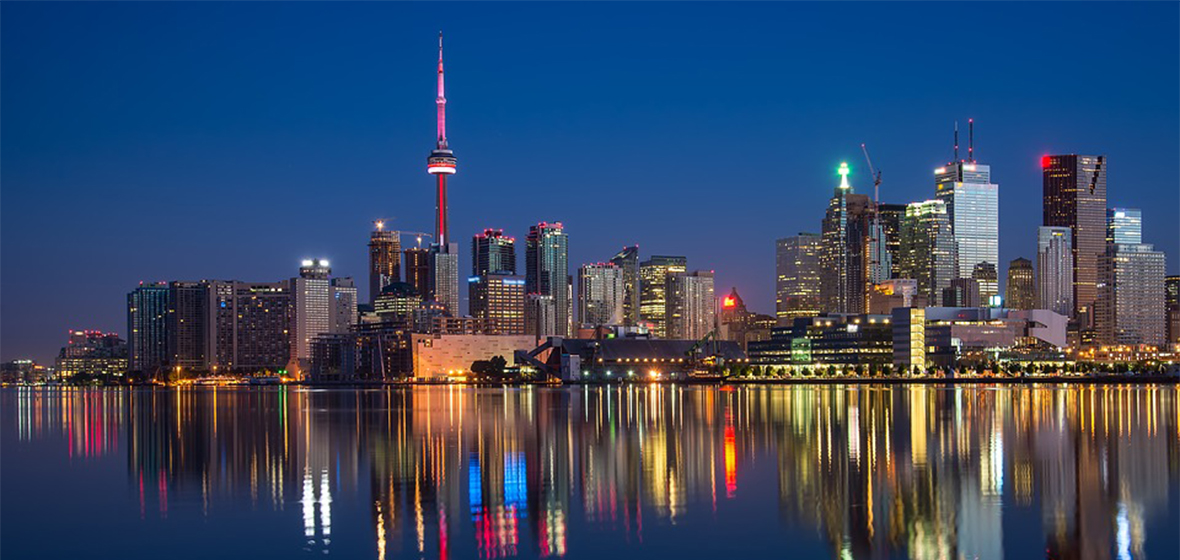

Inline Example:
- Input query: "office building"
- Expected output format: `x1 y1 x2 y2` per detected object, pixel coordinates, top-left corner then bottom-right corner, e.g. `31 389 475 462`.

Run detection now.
290 259 333 376
820 163 873 314
877 203 907 278
374 282 422 322
525 294 558 338
639 255 687 337
1005 257 1036 310
666 270 715 340
610 245 641 326
577 263 625 327
867 279 921 315
429 247 460 315
1096 243 1166 346
972 262 998 304
207 280 293 373
469 274 526 334
1043 154 1107 320
943 278 981 308
404 247 431 301
899 200 955 307
776 233 823 321
55 330 129 379
935 153 999 298
127 282 169 376
168 281 208 371
472 228 516 277
1107 208 1142 245
749 314 893 367
331 277 358 334
1166 276 1180 346
526 222 571 337
1037 226 1074 317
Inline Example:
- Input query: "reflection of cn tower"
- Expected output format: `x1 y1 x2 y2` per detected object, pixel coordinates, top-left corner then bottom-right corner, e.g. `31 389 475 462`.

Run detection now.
426 31 457 248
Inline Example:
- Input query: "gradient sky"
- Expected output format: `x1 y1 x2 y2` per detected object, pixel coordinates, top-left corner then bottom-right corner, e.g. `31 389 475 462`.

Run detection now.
3 2 1178 363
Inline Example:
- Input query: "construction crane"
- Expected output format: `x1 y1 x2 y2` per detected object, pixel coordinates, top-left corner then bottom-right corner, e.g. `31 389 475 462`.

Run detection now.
861 143 890 286
373 219 434 249
860 143 881 204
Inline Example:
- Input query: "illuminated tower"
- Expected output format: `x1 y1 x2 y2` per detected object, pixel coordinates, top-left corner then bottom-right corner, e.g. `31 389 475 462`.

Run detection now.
935 120 999 301
426 33 460 315
820 162 872 314
368 220 401 304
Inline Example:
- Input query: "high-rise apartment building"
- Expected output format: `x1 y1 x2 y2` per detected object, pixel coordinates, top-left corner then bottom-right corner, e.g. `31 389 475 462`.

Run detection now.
877 203 907 279
404 247 431 301
1004 257 1036 310
208 280 293 372
1043 154 1107 320
820 163 872 314
469 274 526 334
368 222 401 304
610 245 641 326
899 200 955 307
1037 226 1074 317
331 277 358 334
639 255 687 338
429 247 460 315
525 222 570 337
935 159 999 300
775 233 822 321
291 259 333 376
472 229 516 277
666 270 715 340
1096 243 1166 346
577 263 625 327
127 282 169 376
168 281 208 370
525 293 557 339
1106 207 1142 245
1166 276 1180 346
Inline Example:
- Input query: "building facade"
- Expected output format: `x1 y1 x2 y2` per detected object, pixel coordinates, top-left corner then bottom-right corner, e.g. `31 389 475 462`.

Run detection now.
820 163 872 314
472 228 516 277
469 274 526 335
1166 276 1180 346
55 330 129 379
1037 226 1074 317
1004 257 1036 310
1043 154 1107 321
577 263 625 327
127 282 170 376
1096 243 1166 346
525 222 570 337
899 200 955 307
666 270 715 340
610 245 641 326
935 161 999 300
776 233 823 322
368 224 401 303
403 247 431 302
639 255 687 338
1106 208 1142 245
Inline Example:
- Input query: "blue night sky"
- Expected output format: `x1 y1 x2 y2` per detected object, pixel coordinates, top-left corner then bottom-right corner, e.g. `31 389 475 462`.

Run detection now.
2 2 1177 363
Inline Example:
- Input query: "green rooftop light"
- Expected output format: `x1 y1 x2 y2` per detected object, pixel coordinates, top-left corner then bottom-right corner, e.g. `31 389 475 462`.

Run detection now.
838 162 851 189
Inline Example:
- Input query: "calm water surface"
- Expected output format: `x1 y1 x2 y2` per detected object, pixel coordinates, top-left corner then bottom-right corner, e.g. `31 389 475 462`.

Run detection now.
2 385 1178 559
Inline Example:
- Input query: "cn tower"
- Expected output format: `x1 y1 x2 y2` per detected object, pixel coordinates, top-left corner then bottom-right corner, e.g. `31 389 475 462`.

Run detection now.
426 31 457 248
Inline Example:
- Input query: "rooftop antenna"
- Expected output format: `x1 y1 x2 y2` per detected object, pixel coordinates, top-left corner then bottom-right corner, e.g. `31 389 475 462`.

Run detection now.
968 118 974 163
954 121 959 162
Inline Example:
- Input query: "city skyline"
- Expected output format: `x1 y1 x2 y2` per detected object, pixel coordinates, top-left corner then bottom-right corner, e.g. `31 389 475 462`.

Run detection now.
3 3 1179 363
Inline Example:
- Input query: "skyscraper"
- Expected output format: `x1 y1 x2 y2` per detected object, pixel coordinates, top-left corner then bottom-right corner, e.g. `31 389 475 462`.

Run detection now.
666 270 715 340
404 247 431 301
1043 154 1107 320
1166 276 1180 346
331 277 358 334
127 282 169 376
639 255 687 338
610 245 641 326
1096 243 1166 346
877 203 907 279
208 280 292 373
368 221 401 304
935 128 999 300
899 200 956 307
291 259 333 377
426 33 460 318
1037 226 1074 318
1106 207 1142 245
972 262 998 306
577 263 625 327
526 222 570 337
820 163 872 314
775 233 822 321
525 294 557 339
1004 257 1036 310
168 281 208 370
472 229 516 277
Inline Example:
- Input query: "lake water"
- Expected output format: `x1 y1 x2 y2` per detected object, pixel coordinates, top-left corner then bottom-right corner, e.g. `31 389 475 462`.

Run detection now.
2 384 1177 559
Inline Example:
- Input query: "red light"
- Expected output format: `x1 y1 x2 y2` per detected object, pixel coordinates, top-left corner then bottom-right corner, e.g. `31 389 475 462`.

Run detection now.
1041 155 1051 168
722 296 736 308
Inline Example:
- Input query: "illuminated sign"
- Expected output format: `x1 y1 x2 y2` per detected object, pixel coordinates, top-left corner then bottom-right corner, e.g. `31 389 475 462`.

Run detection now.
722 296 736 308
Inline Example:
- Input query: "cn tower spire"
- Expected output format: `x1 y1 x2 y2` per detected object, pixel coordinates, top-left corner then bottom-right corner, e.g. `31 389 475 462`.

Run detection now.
436 31 447 149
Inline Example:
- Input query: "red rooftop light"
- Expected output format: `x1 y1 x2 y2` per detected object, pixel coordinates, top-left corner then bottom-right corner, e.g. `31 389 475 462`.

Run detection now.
1041 155 1051 169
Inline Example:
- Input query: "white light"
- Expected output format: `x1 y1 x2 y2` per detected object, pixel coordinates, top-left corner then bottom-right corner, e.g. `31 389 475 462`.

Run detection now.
934 167 946 174
320 260 329 267
302 260 314 267
427 166 457 174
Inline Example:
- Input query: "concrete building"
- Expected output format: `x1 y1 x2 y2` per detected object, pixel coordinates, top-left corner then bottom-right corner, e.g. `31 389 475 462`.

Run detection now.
208 280 293 373
526 222 570 336
403 247 431 301
168 281 209 371
1096 243 1167 346
749 314 894 367
331 277 358 334
469 274 526 335
639 255 687 338
776 233 823 321
867 279 921 315
1166 276 1180 347
429 246 460 316
900 200 956 307
666 270 716 341
1005 257 1036 310
410 334 536 379
525 293 558 338
610 245 641 326
891 307 1069 368
290 259 333 376
1043 154 1107 321
55 330 129 379
127 282 169 376
1037 226 1074 317
577 263 625 327
374 282 422 322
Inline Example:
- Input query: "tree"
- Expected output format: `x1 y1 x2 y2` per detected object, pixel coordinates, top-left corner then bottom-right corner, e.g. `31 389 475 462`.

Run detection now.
471 355 510 382
882 364 893 377
826 365 837 378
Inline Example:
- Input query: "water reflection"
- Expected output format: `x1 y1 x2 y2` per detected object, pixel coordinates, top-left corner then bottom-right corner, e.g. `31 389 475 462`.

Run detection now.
4 384 1178 559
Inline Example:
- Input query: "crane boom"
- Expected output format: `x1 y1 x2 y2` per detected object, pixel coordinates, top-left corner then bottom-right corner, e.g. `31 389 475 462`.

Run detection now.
860 143 881 204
